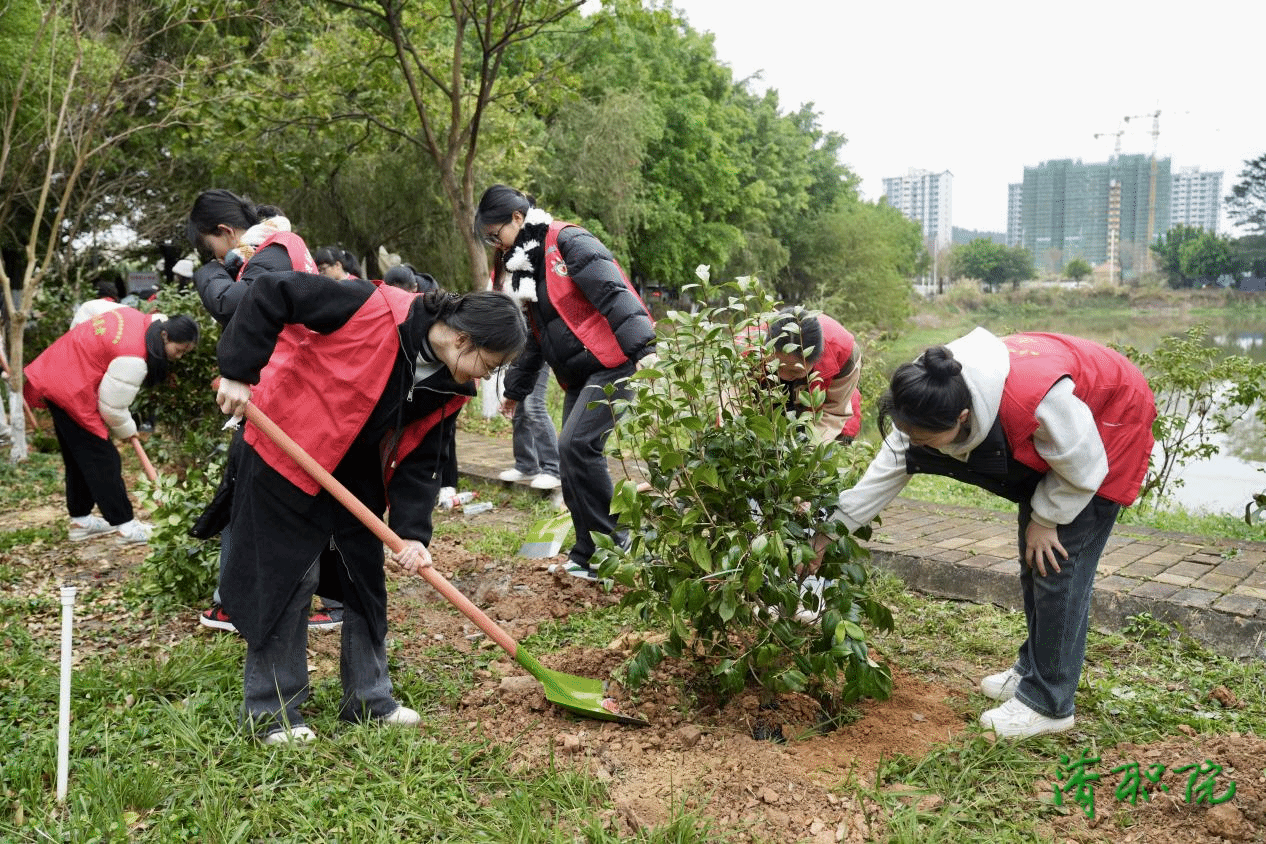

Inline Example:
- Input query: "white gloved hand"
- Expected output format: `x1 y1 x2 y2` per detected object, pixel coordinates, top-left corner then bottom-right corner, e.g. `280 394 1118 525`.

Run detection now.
394 539 434 575
215 377 252 420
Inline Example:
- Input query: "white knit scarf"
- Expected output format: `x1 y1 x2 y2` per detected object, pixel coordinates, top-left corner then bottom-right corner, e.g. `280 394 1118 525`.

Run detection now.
502 208 554 307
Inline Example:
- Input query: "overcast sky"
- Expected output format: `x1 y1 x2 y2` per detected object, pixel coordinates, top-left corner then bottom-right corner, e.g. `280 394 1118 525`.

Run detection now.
669 0 1265 235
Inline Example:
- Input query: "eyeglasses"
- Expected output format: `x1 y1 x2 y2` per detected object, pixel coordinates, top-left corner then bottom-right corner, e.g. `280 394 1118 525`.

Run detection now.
482 222 508 247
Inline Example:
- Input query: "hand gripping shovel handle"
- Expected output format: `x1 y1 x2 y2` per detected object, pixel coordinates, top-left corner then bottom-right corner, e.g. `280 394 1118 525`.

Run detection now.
130 436 158 483
241 403 519 657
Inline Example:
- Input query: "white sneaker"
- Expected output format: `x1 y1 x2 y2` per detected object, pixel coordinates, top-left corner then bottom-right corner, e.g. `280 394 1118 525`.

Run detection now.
262 725 316 745
69 515 115 542
547 560 598 582
499 469 530 482
979 697 1074 739
114 519 153 545
792 576 832 624
380 705 422 726
981 667 1021 701
529 474 561 490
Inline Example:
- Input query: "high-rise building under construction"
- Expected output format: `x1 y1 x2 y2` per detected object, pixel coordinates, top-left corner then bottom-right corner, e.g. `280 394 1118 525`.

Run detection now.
1008 155 1172 277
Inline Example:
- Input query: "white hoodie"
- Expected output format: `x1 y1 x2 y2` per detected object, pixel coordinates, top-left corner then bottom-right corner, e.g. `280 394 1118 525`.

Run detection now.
833 327 1109 531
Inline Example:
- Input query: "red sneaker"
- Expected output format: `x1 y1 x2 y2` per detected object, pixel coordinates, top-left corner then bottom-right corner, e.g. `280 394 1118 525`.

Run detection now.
308 607 343 631
199 605 237 633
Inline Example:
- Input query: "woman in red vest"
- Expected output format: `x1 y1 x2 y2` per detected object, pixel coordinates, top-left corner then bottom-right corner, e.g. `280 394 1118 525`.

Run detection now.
822 327 1155 739
766 307 864 445
24 308 199 544
313 245 362 281
185 189 347 634
475 185 657 581
213 271 526 744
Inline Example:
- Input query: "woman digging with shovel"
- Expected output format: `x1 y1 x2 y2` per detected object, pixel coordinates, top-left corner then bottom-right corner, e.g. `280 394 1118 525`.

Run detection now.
212 271 526 744
24 308 199 544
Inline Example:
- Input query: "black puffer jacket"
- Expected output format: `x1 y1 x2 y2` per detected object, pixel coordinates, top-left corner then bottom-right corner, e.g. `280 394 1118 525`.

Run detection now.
504 225 654 399
193 243 294 327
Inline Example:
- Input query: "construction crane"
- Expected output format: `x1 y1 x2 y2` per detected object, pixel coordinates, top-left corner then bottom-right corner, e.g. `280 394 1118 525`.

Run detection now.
1124 110 1162 272
1093 127 1126 158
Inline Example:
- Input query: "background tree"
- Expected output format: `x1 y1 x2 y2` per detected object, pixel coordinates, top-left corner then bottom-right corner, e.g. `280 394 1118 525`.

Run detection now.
1179 233 1240 284
0 0 276 461
1063 257 1092 282
1226 153 1266 235
1151 225 1240 288
325 0 586 290
948 239 1036 291
1231 234 1266 277
802 201 925 331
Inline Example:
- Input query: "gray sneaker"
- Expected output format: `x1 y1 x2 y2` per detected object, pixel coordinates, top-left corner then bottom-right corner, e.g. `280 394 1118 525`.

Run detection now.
114 519 153 545
69 515 115 542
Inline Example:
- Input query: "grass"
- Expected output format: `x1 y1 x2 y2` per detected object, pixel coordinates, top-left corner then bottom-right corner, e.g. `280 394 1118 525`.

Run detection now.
0 450 62 510
0 617 727 843
5 554 1261 841
850 571 1266 842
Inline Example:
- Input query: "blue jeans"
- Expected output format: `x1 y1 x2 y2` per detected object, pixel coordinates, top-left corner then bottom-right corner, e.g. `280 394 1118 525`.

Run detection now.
511 367 559 478
241 556 396 735
1012 495 1120 719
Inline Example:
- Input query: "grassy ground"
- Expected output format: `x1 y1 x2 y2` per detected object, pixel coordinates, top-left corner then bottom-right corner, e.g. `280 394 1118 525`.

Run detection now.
2 457 1263 841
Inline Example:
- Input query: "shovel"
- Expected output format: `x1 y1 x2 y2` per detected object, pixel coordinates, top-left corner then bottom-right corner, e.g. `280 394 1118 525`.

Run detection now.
242 402 648 727
518 511 573 558
129 436 158 483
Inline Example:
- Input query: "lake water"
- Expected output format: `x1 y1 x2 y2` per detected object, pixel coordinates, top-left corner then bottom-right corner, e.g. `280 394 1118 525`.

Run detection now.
984 311 1266 517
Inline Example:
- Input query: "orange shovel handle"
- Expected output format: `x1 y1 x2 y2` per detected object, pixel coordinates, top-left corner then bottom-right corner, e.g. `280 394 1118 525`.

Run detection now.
130 436 158 483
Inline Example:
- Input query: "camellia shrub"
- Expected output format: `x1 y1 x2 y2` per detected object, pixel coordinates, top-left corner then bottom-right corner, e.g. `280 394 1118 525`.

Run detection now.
594 272 893 716
1117 325 1266 508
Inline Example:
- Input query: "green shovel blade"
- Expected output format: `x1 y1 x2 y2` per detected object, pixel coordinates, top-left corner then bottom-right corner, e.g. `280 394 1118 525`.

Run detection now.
515 649 648 726
518 512 573 558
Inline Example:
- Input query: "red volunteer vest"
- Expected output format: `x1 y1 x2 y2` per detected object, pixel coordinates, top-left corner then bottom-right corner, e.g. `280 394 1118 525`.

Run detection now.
543 221 648 369
234 230 317 280
751 316 864 439
245 284 464 494
237 230 319 376
809 315 862 439
998 333 1155 506
24 307 152 439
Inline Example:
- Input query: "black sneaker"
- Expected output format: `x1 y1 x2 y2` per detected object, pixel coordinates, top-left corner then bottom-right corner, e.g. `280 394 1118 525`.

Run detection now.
546 561 598 582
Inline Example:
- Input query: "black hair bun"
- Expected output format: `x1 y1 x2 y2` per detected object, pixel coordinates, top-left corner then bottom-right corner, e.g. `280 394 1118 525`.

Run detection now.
921 346 962 380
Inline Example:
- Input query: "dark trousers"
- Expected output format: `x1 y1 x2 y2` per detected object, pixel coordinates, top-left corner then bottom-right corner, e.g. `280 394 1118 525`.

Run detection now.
1012 495 1121 719
48 403 133 525
559 362 634 567
241 557 394 735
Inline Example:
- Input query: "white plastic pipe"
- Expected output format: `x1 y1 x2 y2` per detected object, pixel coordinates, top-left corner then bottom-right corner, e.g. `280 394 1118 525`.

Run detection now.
56 585 76 803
